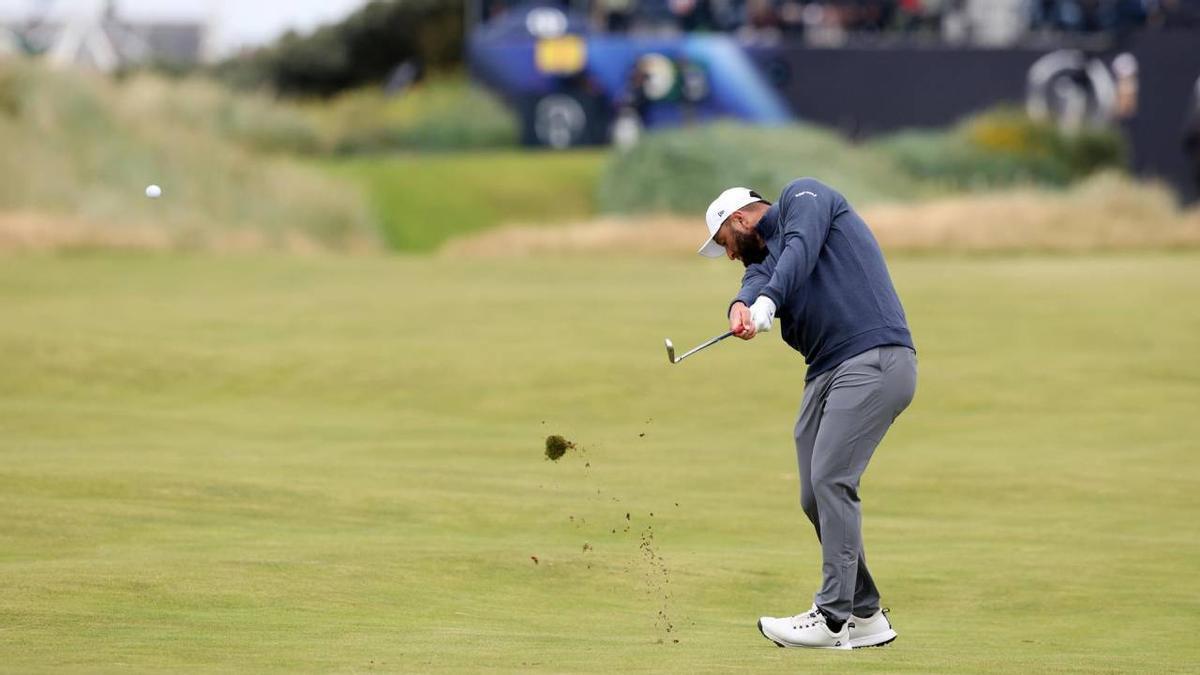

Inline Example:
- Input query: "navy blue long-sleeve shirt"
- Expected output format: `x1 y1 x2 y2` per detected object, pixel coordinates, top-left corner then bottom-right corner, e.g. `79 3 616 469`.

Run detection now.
731 178 914 380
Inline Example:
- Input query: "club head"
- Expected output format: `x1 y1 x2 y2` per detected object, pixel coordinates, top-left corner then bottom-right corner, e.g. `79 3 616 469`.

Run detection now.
664 338 677 364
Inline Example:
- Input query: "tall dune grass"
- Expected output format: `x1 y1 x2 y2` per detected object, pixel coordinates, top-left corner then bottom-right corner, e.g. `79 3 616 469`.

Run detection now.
0 60 377 253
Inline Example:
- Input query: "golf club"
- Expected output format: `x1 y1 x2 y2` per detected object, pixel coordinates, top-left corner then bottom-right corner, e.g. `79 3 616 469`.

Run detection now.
664 330 735 365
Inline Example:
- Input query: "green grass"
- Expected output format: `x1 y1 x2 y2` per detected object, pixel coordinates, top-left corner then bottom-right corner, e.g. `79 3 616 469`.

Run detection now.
1 252 1198 672
326 150 605 251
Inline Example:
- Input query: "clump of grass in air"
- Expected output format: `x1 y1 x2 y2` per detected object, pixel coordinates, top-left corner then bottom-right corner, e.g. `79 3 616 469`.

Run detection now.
544 435 575 461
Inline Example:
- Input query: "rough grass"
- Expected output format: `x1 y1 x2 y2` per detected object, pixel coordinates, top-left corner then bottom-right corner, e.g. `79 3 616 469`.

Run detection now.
0 60 377 252
865 172 1200 252
1 253 1197 672
0 59 586 254
446 173 1200 257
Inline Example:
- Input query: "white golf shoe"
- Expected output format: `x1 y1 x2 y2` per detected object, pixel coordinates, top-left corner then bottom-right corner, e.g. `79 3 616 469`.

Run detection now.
848 608 897 649
757 606 850 650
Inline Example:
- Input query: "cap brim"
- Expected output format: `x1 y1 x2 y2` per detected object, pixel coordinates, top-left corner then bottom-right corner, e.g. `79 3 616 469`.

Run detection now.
697 235 725 258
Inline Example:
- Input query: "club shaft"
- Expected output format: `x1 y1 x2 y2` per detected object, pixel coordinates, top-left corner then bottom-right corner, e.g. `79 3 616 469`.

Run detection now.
675 330 734 362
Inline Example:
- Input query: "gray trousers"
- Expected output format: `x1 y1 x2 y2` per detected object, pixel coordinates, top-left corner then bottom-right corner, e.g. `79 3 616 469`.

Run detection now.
795 345 917 623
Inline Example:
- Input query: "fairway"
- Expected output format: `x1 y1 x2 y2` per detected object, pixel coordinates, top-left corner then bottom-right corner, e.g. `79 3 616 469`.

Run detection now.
1 253 1198 673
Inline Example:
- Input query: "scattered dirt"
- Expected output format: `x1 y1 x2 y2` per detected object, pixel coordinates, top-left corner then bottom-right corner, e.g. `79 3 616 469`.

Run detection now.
640 526 674 639
544 434 575 461
539 426 680 643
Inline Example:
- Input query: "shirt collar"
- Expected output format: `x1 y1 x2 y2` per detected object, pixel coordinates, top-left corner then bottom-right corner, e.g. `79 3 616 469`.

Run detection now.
754 203 780 239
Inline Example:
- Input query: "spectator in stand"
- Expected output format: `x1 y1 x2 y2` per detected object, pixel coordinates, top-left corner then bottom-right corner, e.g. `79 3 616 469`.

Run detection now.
896 0 924 30
738 0 783 42
916 0 950 33
484 0 510 22
709 0 745 30
669 0 716 31
779 1 807 36
595 0 639 32
1030 0 1197 32
860 0 896 31
1152 0 1200 27
586 0 1197 36
634 0 677 28
1113 0 1149 29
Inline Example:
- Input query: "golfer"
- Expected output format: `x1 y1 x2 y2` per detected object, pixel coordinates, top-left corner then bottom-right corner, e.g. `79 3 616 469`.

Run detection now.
698 179 916 650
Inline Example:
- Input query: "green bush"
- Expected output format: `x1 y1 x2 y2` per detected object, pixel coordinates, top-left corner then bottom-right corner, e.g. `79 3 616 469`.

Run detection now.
597 122 936 214
599 110 1127 215
312 78 517 154
873 109 1126 188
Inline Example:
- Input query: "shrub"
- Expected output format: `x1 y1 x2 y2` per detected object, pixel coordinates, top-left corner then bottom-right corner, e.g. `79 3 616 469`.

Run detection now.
597 122 936 214
599 110 1128 215
874 108 1126 188
312 78 517 154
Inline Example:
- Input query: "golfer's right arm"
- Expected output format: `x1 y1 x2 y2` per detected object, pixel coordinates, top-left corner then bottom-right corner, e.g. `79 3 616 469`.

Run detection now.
729 263 770 339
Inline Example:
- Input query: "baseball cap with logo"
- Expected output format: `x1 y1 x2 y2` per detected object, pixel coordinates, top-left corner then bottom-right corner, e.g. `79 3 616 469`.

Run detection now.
698 187 767 258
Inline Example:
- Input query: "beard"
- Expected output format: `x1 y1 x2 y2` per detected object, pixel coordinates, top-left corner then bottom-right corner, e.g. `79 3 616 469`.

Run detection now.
731 227 768 266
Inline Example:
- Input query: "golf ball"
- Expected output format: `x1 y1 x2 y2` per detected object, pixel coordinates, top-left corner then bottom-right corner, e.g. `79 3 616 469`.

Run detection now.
145 184 162 199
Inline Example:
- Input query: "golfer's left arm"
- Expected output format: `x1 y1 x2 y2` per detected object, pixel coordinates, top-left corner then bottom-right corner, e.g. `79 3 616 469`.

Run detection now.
758 180 834 312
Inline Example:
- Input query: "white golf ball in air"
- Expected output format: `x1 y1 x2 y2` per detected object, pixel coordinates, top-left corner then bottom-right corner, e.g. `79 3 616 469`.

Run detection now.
145 184 162 199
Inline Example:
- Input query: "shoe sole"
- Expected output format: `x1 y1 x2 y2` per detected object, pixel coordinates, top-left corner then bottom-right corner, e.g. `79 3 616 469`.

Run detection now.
850 629 898 649
756 620 851 650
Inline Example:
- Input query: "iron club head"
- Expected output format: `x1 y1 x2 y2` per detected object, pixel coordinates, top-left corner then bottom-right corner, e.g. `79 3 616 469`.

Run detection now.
664 338 677 364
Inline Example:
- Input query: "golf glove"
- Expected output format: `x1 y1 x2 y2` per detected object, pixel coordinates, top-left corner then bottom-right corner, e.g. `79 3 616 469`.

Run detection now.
749 296 776 333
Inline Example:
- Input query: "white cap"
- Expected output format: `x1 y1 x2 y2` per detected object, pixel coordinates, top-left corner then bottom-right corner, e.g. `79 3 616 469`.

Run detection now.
698 187 765 258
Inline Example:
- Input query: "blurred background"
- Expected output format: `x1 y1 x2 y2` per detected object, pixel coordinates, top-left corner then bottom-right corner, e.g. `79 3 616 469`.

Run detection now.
3 3 1200 672
0 0 1198 253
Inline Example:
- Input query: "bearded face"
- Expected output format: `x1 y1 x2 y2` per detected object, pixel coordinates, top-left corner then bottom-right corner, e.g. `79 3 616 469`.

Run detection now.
729 225 768 266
